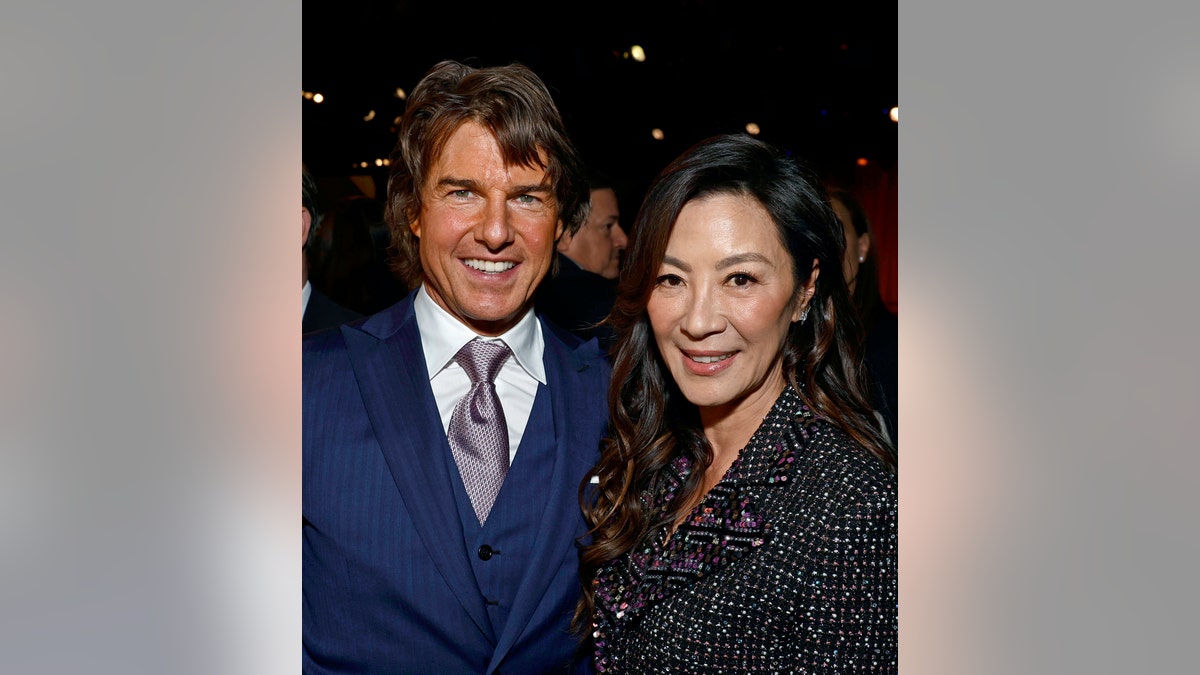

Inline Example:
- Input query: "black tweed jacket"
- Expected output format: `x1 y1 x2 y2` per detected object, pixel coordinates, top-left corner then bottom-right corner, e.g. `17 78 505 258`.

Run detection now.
591 386 897 673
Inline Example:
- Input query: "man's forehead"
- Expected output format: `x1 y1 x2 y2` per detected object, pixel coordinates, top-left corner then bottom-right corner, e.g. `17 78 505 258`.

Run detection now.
428 122 549 183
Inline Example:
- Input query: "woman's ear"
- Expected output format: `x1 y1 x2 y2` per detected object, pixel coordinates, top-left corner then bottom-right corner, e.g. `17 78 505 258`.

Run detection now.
805 258 821 300
792 258 820 321
857 232 871 263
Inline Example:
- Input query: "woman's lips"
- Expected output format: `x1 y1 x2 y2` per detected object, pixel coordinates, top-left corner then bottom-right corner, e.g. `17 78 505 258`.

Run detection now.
680 349 737 375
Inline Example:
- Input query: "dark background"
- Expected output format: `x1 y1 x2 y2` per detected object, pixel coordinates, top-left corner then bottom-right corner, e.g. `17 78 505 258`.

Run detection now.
302 0 897 213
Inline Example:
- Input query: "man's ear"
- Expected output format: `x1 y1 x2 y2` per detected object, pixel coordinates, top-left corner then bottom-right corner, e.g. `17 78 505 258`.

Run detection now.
555 226 572 254
409 217 421 238
302 207 312 249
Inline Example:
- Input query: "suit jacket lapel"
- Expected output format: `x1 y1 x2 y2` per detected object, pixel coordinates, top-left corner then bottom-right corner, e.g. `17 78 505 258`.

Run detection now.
489 320 603 667
342 296 496 644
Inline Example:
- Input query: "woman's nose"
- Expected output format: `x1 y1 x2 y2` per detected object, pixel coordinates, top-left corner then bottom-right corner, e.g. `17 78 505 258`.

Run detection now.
678 286 725 339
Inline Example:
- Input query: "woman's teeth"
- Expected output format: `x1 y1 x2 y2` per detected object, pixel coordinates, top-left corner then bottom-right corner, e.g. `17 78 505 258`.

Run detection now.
690 353 732 364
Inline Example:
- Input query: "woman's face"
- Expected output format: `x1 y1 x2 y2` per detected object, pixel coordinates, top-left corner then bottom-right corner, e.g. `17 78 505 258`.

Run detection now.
647 193 815 420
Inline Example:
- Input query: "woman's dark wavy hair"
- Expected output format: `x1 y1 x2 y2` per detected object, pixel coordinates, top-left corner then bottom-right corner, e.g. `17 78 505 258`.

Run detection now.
573 133 896 633
384 60 590 288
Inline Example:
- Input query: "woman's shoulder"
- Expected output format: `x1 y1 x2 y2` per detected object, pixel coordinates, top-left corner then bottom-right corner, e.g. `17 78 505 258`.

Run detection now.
796 418 896 503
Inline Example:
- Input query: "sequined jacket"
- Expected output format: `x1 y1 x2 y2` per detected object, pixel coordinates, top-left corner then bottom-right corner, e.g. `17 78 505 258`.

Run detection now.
591 386 897 673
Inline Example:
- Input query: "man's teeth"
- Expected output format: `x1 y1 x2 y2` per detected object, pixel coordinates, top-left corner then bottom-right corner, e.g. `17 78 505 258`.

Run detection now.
465 259 515 273
690 354 732 364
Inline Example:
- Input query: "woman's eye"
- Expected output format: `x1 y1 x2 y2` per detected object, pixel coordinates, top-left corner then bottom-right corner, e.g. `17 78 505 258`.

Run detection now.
656 274 683 287
729 273 757 287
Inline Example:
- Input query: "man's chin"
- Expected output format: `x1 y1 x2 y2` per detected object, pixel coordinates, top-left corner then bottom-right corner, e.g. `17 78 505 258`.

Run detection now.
458 303 535 336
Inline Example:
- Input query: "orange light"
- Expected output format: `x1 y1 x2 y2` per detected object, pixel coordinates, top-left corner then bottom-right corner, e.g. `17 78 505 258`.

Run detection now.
856 157 869 166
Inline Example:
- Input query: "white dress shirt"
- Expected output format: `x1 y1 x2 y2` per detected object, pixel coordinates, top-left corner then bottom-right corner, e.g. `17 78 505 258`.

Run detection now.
414 284 546 464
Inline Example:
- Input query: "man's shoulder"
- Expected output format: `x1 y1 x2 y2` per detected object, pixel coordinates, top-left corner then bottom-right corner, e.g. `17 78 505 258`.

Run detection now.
541 315 610 369
303 286 363 334
304 293 418 361
302 323 355 386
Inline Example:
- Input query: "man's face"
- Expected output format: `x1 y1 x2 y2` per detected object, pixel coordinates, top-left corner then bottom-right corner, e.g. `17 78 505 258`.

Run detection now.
557 187 627 279
412 121 563 336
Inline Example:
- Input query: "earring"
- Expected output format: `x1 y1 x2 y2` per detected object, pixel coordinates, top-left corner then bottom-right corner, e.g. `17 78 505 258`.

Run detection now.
858 255 865 263
798 306 810 323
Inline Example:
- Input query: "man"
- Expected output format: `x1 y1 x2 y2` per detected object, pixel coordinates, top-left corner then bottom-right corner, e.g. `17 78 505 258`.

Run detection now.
303 61 608 674
302 168 361 334
535 170 628 352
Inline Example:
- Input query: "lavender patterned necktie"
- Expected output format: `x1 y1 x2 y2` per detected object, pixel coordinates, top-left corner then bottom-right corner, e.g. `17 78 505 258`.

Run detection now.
448 339 512 525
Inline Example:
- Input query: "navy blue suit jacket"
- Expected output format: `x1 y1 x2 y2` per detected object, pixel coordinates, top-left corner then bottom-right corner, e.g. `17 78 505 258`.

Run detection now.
303 291 609 673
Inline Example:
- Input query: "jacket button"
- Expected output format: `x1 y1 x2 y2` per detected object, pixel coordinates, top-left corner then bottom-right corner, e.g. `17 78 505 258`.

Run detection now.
477 545 494 561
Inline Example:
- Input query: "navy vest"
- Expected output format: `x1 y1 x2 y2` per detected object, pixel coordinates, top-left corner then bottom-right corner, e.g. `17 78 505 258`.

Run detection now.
449 383 555 637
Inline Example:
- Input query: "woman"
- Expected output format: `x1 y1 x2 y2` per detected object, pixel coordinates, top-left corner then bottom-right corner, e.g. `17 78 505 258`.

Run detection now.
829 188 898 447
577 134 897 673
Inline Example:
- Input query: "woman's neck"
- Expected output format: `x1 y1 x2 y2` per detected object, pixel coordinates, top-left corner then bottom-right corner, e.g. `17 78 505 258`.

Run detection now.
698 376 787 460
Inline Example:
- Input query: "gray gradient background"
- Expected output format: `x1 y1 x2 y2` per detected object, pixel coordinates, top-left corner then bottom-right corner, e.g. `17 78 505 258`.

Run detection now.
0 0 1196 672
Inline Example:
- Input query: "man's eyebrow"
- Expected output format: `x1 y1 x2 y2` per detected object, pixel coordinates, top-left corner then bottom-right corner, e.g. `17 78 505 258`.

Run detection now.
510 183 553 194
435 177 478 191
433 177 552 195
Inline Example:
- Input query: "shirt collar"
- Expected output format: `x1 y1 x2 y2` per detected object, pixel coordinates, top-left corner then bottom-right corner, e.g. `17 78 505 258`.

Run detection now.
414 283 547 384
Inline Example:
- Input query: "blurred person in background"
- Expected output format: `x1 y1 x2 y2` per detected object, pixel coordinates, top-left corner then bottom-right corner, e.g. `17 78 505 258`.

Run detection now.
577 134 897 673
536 168 629 353
302 167 361 334
829 188 897 447
303 60 608 674
307 193 410 315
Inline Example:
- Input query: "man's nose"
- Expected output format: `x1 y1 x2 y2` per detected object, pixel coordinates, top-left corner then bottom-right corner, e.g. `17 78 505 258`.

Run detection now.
477 198 515 249
611 223 629 250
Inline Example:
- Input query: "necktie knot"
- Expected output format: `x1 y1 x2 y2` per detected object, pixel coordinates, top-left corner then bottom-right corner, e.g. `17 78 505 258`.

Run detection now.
455 340 511 385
